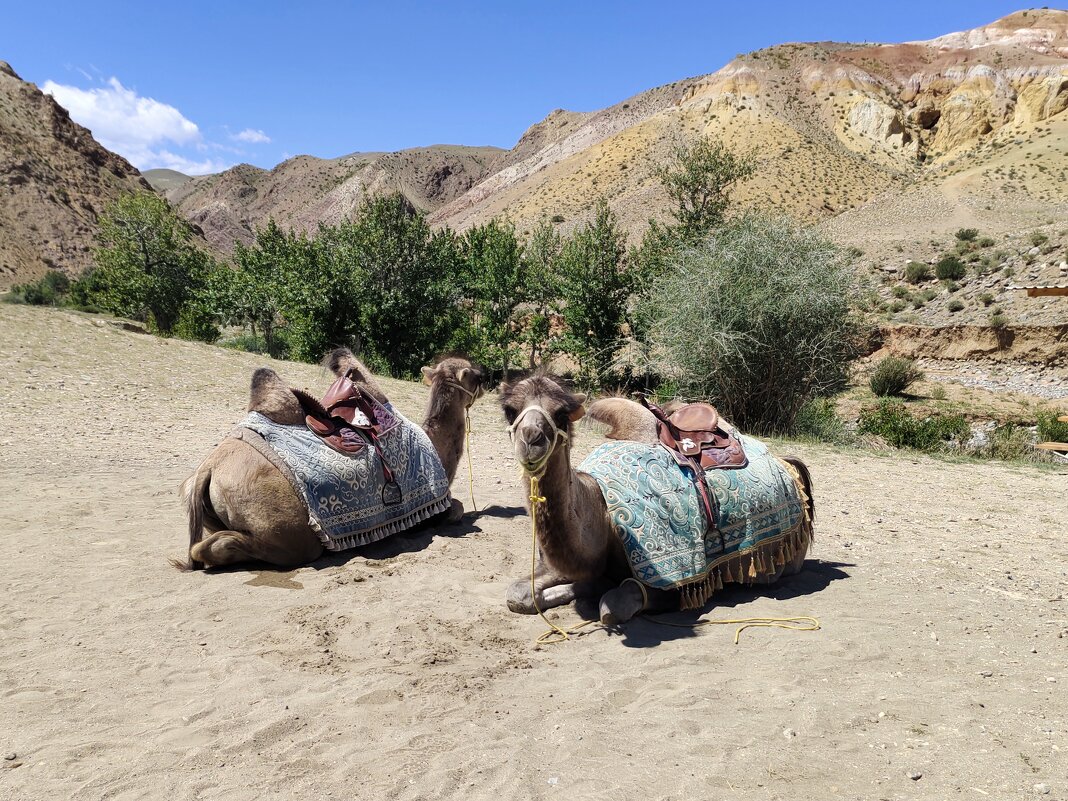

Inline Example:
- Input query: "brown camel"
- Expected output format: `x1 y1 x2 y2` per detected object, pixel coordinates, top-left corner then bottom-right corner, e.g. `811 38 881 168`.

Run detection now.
499 373 813 624
178 349 483 570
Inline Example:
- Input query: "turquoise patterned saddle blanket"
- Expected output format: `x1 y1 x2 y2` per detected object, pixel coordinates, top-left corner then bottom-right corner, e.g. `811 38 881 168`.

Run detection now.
236 406 451 551
579 436 807 596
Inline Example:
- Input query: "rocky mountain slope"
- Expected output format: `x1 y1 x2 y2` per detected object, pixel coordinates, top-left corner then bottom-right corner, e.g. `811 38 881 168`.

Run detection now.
165 145 502 251
432 9 1068 246
0 62 149 289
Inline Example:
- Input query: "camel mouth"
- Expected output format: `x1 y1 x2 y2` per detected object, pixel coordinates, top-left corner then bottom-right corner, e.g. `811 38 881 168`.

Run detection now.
518 453 551 476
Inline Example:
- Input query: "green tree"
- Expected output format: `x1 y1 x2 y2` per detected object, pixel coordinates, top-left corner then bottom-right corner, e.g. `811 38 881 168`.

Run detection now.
350 194 465 376
655 134 755 244
522 219 564 368
641 213 859 433
558 198 635 384
463 218 526 377
90 191 211 333
230 219 296 355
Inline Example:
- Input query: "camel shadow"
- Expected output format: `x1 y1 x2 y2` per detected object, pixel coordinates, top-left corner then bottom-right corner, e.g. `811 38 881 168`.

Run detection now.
582 559 854 649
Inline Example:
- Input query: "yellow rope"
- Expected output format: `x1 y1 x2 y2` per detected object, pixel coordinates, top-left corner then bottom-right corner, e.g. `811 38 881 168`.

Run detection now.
528 476 599 645
464 408 477 513
642 613 820 645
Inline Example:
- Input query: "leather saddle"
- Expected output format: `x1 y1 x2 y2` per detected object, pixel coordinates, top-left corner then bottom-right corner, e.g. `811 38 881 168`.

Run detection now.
640 398 748 471
292 373 403 505
640 397 748 542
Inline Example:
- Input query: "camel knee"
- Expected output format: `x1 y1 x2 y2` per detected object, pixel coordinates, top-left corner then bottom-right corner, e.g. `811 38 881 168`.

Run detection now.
599 582 646 625
507 578 537 614
191 531 254 568
446 496 465 523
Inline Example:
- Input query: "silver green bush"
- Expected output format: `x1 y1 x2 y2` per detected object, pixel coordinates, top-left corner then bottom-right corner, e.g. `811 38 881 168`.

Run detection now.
642 214 859 433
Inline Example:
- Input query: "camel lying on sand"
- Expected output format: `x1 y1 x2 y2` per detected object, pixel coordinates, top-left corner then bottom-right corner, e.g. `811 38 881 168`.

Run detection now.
178 350 483 569
499 373 813 624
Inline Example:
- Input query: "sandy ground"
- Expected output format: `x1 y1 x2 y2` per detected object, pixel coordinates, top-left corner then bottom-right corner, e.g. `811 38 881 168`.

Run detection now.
1 303 1066 801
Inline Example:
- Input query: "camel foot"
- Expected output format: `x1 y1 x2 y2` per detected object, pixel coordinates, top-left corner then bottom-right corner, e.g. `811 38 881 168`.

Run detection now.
598 582 645 625
445 497 465 524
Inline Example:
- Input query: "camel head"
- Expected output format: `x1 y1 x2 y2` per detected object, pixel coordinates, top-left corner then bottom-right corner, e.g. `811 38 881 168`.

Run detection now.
499 373 586 476
247 367 305 426
421 356 485 410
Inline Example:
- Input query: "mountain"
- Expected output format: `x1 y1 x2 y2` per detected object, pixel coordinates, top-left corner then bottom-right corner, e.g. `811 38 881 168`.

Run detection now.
143 168 192 193
0 61 149 288
431 8 1068 247
165 145 503 251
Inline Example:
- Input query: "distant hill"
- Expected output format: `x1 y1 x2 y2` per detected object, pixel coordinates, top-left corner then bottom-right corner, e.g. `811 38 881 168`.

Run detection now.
143 168 192 193
0 61 149 288
165 145 503 251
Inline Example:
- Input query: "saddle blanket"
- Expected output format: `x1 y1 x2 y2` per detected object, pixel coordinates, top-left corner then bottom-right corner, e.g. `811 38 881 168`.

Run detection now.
579 436 807 594
236 406 451 551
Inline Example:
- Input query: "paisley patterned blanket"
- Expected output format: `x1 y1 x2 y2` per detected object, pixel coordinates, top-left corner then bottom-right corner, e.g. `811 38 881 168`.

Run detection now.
579 436 810 607
236 406 451 551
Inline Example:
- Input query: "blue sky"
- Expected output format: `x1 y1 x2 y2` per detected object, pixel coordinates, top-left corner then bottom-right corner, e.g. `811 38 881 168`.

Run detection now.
2 1 1035 174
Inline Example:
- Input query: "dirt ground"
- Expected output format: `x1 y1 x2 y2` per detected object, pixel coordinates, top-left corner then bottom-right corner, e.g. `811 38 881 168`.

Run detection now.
1 303 1066 801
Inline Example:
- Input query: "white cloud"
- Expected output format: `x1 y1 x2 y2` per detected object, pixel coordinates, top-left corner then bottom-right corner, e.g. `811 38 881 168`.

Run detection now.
42 77 232 175
233 128 270 144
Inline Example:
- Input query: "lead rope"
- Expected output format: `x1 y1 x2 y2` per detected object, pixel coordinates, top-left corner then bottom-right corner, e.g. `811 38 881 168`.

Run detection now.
464 407 477 513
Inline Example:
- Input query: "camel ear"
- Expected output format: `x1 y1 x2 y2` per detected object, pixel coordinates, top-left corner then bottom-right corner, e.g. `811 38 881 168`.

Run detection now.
457 367 472 385
568 392 587 422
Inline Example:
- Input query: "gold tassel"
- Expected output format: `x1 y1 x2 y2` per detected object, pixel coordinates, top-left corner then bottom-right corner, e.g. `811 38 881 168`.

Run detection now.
715 570 723 590
748 557 757 579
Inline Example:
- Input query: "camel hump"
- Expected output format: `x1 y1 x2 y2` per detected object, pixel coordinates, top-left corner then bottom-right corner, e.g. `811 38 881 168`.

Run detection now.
587 397 658 445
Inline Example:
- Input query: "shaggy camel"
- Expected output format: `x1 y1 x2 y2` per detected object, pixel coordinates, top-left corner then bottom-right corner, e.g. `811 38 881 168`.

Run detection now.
499 373 813 624
179 349 483 570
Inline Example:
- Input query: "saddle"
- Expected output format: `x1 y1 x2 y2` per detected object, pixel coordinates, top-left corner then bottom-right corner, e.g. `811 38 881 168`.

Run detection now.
293 373 403 505
640 397 748 540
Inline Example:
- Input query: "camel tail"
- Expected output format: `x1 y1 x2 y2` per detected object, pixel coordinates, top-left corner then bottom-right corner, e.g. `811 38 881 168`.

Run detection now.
173 467 211 571
781 456 815 524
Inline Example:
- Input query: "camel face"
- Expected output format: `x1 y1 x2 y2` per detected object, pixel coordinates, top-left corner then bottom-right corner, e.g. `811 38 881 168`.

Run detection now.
421 357 485 406
499 374 585 475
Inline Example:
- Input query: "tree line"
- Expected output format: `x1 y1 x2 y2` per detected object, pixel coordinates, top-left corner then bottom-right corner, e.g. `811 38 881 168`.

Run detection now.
9 136 860 433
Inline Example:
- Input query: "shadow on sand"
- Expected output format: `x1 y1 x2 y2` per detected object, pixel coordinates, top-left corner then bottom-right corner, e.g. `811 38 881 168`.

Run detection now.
214 504 529 581
571 559 854 649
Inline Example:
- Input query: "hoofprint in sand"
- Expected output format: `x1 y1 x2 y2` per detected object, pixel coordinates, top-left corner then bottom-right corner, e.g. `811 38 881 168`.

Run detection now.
1 303 1065 800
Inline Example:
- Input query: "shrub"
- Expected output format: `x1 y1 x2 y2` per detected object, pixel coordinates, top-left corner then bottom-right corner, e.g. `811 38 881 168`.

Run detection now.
929 385 947 401
978 293 994 306
859 400 969 451
944 281 960 293
989 312 1008 328
904 261 930 283
889 299 907 313
869 356 924 397
948 299 964 312
791 397 850 444
955 228 979 242
1029 231 1049 247
975 424 1035 461
977 236 995 248
891 285 911 299
642 213 858 432
551 214 565 224
8 270 71 305
935 255 966 280
1037 409 1068 442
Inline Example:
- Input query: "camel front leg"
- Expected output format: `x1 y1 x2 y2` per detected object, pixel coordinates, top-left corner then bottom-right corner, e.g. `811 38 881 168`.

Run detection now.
599 580 676 625
506 562 604 614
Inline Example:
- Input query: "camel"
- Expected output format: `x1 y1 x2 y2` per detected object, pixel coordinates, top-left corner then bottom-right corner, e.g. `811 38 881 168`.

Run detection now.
178 349 483 570
499 373 814 625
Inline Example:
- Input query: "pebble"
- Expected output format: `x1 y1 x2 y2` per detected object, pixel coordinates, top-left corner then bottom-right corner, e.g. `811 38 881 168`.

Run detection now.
3 753 15 761
978 670 993 677
783 728 797 738
1034 783 1050 795
908 771 923 781
547 777 559 786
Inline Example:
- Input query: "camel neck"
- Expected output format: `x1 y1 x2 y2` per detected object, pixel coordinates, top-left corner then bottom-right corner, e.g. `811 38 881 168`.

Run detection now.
422 389 467 484
525 440 606 580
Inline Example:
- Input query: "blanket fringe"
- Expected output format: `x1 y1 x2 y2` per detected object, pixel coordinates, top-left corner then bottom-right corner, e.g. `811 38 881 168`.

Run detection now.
316 496 452 552
663 460 816 612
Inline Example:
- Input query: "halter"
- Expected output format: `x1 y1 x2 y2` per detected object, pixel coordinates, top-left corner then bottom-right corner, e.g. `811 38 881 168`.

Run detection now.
508 404 570 478
443 380 478 408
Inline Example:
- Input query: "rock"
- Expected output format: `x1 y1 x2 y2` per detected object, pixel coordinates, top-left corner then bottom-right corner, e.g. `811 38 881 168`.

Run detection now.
3 753 15 761
908 771 923 781
783 728 797 738
1034 783 1050 795
978 670 993 677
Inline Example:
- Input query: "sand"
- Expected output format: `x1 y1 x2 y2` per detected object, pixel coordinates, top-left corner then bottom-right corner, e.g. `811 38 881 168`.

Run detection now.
1 303 1066 800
